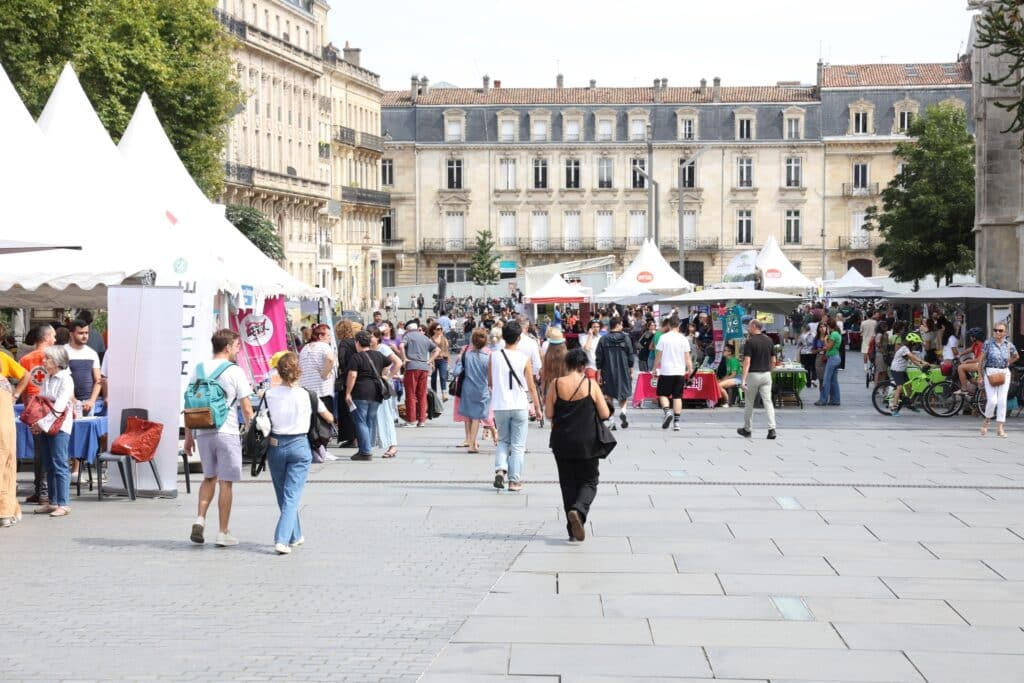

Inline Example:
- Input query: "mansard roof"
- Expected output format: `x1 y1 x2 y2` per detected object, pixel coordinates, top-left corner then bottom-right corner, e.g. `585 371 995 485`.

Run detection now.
822 62 971 88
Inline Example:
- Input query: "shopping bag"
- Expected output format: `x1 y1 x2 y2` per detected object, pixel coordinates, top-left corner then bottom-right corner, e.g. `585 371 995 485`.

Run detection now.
110 416 164 462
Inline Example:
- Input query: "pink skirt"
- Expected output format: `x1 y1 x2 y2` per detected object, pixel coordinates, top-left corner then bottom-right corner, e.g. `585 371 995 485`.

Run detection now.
452 397 494 427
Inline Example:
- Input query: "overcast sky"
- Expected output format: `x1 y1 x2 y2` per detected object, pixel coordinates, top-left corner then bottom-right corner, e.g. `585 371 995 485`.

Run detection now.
327 0 975 92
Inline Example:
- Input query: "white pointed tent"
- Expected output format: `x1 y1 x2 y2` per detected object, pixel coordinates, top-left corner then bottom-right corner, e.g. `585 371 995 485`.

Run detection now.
524 274 586 304
604 239 693 295
117 94 321 300
0 64 165 305
755 236 815 292
825 267 875 295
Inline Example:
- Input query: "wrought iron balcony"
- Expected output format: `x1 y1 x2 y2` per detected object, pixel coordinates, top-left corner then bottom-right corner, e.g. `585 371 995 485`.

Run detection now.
659 237 720 251
382 238 404 250
341 186 391 208
422 238 471 252
518 238 555 252
334 126 356 146
839 235 873 250
224 163 254 185
357 132 385 153
213 9 247 40
498 236 519 248
842 183 880 197
627 236 646 247
594 238 627 251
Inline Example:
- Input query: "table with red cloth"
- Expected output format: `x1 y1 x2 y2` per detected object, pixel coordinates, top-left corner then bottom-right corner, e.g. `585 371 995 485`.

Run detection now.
632 371 719 407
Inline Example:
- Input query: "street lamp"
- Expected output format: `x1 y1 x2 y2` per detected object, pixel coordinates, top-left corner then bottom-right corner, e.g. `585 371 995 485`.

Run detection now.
677 147 709 278
646 120 655 242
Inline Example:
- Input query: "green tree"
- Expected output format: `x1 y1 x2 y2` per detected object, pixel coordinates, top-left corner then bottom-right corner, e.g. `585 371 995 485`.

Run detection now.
225 204 285 261
974 0 1024 142
468 229 500 285
0 0 240 197
864 103 976 287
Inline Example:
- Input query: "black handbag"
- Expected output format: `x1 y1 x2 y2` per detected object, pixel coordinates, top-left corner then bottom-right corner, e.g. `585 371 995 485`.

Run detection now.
307 389 336 449
368 352 392 400
247 396 271 477
594 410 617 459
449 347 466 398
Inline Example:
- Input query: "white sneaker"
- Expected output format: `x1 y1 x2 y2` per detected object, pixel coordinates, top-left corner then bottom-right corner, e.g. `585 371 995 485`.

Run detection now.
274 543 291 554
289 537 305 547
323 453 339 461
215 532 239 547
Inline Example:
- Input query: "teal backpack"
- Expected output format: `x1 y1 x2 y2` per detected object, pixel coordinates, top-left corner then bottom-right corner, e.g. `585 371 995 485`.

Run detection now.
183 362 233 429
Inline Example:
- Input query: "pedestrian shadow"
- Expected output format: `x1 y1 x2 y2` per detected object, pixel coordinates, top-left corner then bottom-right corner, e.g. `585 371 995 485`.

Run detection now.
73 537 272 555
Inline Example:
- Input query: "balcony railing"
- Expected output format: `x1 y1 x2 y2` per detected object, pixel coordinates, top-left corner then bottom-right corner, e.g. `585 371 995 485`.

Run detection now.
659 237 720 251
357 132 385 153
842 183 880 197
334 126 356 146
224 163 254 185
627 236 646 247
382 238 404 250
422 238 471 252
213 9 247 40
595 238 627 251
341 186 391 208
839 235 873 250
319 244 333 260
498 236 518 248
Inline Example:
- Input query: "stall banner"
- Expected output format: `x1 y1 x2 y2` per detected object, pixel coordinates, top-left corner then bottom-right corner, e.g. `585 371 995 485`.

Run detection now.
723 250 758 284
723 306 745 341
232 296 288 387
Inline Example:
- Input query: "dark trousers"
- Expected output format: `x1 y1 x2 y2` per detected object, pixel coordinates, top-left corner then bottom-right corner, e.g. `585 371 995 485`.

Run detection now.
800 353 817 384
839 337 847 370
32 433 48 500
555 457 600 536
334 389 357 445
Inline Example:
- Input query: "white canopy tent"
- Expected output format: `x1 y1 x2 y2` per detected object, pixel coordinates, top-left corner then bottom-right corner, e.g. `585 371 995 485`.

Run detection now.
825 267 875 295
594 279 657 304
524 274 587 304
756 236 815 293
606 239 693 295
660 287 803 316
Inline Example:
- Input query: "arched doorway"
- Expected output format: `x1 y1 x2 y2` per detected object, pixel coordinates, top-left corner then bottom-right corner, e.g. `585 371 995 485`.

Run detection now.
848 259 873 277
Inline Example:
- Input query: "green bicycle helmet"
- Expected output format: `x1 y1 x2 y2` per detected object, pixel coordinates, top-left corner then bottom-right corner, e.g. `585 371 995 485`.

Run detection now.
904 332 922 344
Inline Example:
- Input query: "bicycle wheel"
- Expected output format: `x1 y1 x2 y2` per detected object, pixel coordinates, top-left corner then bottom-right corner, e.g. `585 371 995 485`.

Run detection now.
871 382 897 416
865 362 873 388
972 387 988 418
923 381 962 417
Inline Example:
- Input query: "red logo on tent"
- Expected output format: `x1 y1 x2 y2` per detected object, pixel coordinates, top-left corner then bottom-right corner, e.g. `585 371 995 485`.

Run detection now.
165 210 178 225
765 268 782 279
636 271 654 283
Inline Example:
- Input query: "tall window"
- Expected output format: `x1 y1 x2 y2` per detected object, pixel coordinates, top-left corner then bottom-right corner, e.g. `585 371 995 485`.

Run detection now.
381 211 394 242
437 263 470 283
563 210 582 249
598 158 614 188
499 211 517 246
596 210 614 249
736 210 752 244
530 211 549 248
628 210 646 245
597 119 613 141
785 209 801 244
737 157 753 188
898 110 914 132
631 158 647 189
682 210 696 241
382 263 396 288
738 118 753 140
446 159 463 189
564 119 581 142
533 158 548 189
532 119 548 142
446 211 465 248
681 118 695 141
630 119 646 141
853 163 869 189
446 119 463 142
500 119 516 142
499 158 517 190
786 117 801 140
381 159 394 186
565 158 581 189
785 157 802 188
854 111 869 134
679 159 696 188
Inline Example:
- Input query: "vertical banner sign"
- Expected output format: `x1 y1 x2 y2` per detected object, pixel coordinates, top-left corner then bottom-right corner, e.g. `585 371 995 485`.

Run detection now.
723 306 745 341
232 296 288 386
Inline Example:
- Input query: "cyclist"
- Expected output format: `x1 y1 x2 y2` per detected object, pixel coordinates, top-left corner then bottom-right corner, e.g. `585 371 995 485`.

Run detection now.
955 327 985 396
889 331 929 415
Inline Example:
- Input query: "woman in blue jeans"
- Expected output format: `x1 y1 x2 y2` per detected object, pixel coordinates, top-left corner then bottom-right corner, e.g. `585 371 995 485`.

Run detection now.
264 352 334 554
344 331 387 460
32 346 75 517
815 318 843 407
428 322 451 401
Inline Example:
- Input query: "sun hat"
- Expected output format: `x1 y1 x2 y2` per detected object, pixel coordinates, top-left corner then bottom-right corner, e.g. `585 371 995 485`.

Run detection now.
546 327 565 344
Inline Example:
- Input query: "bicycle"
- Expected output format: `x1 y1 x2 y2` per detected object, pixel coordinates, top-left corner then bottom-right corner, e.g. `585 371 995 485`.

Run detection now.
871 365 947 416
865 358 874 388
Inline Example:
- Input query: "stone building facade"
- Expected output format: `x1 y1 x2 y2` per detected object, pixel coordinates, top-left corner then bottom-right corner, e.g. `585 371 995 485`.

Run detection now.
215 0 388 307
969 2 1024 291
381 63 971 289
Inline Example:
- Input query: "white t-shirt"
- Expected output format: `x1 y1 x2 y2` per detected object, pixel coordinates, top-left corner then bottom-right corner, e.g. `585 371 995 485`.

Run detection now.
890 345 912 372
656 331 692 376
580 333 601 370
516 334 542 378
942 335 958 361
65 343 100 401
489 348 530 411
189 360 252 435
266 385 326 436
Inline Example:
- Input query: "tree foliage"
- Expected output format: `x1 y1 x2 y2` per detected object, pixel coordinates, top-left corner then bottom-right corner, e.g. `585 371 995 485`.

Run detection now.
864 103 976 286
225 204 285 261
974 0 1024 142
0 0 241 197
468 230 501 286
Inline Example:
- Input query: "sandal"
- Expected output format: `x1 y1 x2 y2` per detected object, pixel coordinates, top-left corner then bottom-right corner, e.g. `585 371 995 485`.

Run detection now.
997 425 1007 438
981 418 991 436
49 507 71 517
508 481 523 492
34 505 58 515
467 448 479 454
383 447 398 458
456 442 470 448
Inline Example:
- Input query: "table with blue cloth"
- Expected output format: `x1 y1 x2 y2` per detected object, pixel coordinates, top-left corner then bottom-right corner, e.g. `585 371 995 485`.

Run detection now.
14 404 109 464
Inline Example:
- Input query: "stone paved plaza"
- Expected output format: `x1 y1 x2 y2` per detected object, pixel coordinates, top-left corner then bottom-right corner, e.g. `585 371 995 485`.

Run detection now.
4 356 1024 682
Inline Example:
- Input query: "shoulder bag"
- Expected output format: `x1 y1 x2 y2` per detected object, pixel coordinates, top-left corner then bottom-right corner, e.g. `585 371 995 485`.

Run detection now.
449 346 467 398
248 395 271 477
368 351 392 400
20 394 69 436
589 379 617 459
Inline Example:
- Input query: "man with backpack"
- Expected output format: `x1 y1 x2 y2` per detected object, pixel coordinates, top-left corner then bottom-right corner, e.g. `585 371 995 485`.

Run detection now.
184 329 253 547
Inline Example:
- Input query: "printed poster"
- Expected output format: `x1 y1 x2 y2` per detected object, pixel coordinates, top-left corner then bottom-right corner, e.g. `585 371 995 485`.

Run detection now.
232 296 288 387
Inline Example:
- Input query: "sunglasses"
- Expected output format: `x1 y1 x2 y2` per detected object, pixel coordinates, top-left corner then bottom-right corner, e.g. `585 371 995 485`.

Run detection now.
994 328 1006 333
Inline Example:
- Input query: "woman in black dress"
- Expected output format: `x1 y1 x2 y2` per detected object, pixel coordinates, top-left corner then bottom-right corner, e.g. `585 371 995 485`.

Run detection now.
544 349 611 542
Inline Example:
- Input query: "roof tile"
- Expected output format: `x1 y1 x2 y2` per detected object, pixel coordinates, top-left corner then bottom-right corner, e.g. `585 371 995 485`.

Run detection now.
382 85 817 107
822 62 971 88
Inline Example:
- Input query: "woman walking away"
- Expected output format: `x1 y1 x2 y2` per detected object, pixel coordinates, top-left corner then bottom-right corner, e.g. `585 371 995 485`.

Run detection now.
334 321 359 448
32 346 75 517
264 352 334 554
976 323 1019 438
344 331 387 460
637 319 656 372
370 329 403 458
545 348 611 542
428 322 451 401
489 321 541 491
596 316 635 430
813 323 829 404
454 329 493 453
540 328 568 399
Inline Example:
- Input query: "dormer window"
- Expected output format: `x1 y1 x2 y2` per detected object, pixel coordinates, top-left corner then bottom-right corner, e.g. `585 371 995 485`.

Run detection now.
628 110 649 141
848 99 875 136
444 109 466 142
676 108 698 141
783 106 806 140
596 109 616 142
498 110 518 142
734 107 757 141
562 109 584 142
893 97 920 134
530 110 552 142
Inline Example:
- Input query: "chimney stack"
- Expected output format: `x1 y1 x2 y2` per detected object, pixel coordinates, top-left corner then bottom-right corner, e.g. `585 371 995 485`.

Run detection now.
556 73 564 88
342 41 361 67
712 76 721 102
494 79 501 89
816 59 825 92
420 75 429 95
700 78 707 96
653 78 662 103
483 74 490 93
589 79 597 89
410 74 419 103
